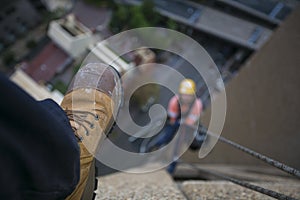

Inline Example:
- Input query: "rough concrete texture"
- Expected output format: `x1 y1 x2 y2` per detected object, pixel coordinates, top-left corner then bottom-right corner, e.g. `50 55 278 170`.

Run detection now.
95 170 187 200
181 181 300 200
176 164 300 199
174 164 299 183
94 165 299 199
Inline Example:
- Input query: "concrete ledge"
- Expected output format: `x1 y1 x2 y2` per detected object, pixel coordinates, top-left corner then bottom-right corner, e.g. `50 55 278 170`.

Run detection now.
94 165 299 199
181 181 300 200
95 170 187 200
174 164 298 182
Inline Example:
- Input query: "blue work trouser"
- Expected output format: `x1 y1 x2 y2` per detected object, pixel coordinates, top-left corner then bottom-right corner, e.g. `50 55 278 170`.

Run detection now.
154 121 180 147
151 121 180 174
0 73 80 200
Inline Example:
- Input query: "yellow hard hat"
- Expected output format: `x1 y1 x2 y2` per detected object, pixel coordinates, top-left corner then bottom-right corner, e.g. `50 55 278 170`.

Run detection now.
179 79 196 95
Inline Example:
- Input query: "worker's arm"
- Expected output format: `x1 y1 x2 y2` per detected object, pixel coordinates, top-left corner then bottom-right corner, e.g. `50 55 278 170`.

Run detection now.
167 96 179 125
184 98 203 126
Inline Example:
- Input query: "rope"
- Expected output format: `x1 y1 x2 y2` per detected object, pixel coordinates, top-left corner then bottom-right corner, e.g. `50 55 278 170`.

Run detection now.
185 162 298 200
199 126 300 179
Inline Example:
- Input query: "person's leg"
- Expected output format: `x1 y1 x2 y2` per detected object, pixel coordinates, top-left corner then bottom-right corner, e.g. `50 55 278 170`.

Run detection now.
0 62 122 200
0 73 80 200
62 63 123 200
149 122 180 150
81 160 97 200
66 142 94 200
167 161 178 174
40 91 97 200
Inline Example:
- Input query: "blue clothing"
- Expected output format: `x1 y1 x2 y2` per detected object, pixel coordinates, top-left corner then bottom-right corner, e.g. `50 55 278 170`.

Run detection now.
153 122 180 147
148 122 180 174
0 73 80 199
167 161 178 174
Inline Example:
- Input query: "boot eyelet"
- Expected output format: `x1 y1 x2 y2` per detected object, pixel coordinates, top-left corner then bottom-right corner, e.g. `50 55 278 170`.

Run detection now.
85 130 89 136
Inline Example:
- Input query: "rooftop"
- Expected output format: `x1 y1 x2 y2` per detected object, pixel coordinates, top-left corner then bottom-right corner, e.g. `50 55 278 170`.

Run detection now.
217 0 297 25
127 0 273 50
59 14 90 37
21 41 72 83
73 1 112 31
10 69 63 104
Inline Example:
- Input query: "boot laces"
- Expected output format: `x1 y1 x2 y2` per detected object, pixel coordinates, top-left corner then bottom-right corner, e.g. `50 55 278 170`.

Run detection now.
65 109 99 141
65 108 116 142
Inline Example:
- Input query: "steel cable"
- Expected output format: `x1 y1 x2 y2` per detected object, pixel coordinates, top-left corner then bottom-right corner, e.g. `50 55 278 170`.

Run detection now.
198 126 300 179
185 162 298 200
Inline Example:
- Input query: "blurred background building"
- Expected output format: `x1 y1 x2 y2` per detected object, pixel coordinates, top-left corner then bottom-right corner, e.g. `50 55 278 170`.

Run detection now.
0 0 41 48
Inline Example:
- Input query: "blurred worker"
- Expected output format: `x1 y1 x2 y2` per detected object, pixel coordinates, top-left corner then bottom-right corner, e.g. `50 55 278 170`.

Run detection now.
0 63 122 200
147 79 204 174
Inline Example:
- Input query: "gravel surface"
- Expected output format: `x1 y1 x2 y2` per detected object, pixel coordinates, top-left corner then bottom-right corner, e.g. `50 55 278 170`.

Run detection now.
95 170 187 200
174 164 299 183
94 165 300 199
181 181 300 200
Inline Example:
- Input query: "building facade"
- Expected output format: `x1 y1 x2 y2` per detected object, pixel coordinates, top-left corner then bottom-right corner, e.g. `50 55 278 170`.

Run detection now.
0 0 40 48
184 8 300 169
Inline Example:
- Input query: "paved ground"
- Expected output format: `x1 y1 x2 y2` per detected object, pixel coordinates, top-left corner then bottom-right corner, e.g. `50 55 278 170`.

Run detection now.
181 181 300 200
95 170 187 200
173 164 299 182
176 164 300 199
95 165 300 200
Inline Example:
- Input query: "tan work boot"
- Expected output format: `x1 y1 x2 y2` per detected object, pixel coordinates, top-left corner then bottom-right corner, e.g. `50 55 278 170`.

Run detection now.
61 63 122 200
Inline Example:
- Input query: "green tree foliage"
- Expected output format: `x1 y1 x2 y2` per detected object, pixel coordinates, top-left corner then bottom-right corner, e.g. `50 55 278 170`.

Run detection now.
110 0 162 33
166 19 178 30
129 6 149 29
84 0 116 8
52 80 68 94
2 51 16 66
73 63 81 75
141 0 161 25
110 5 130 33
26 39 37 49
